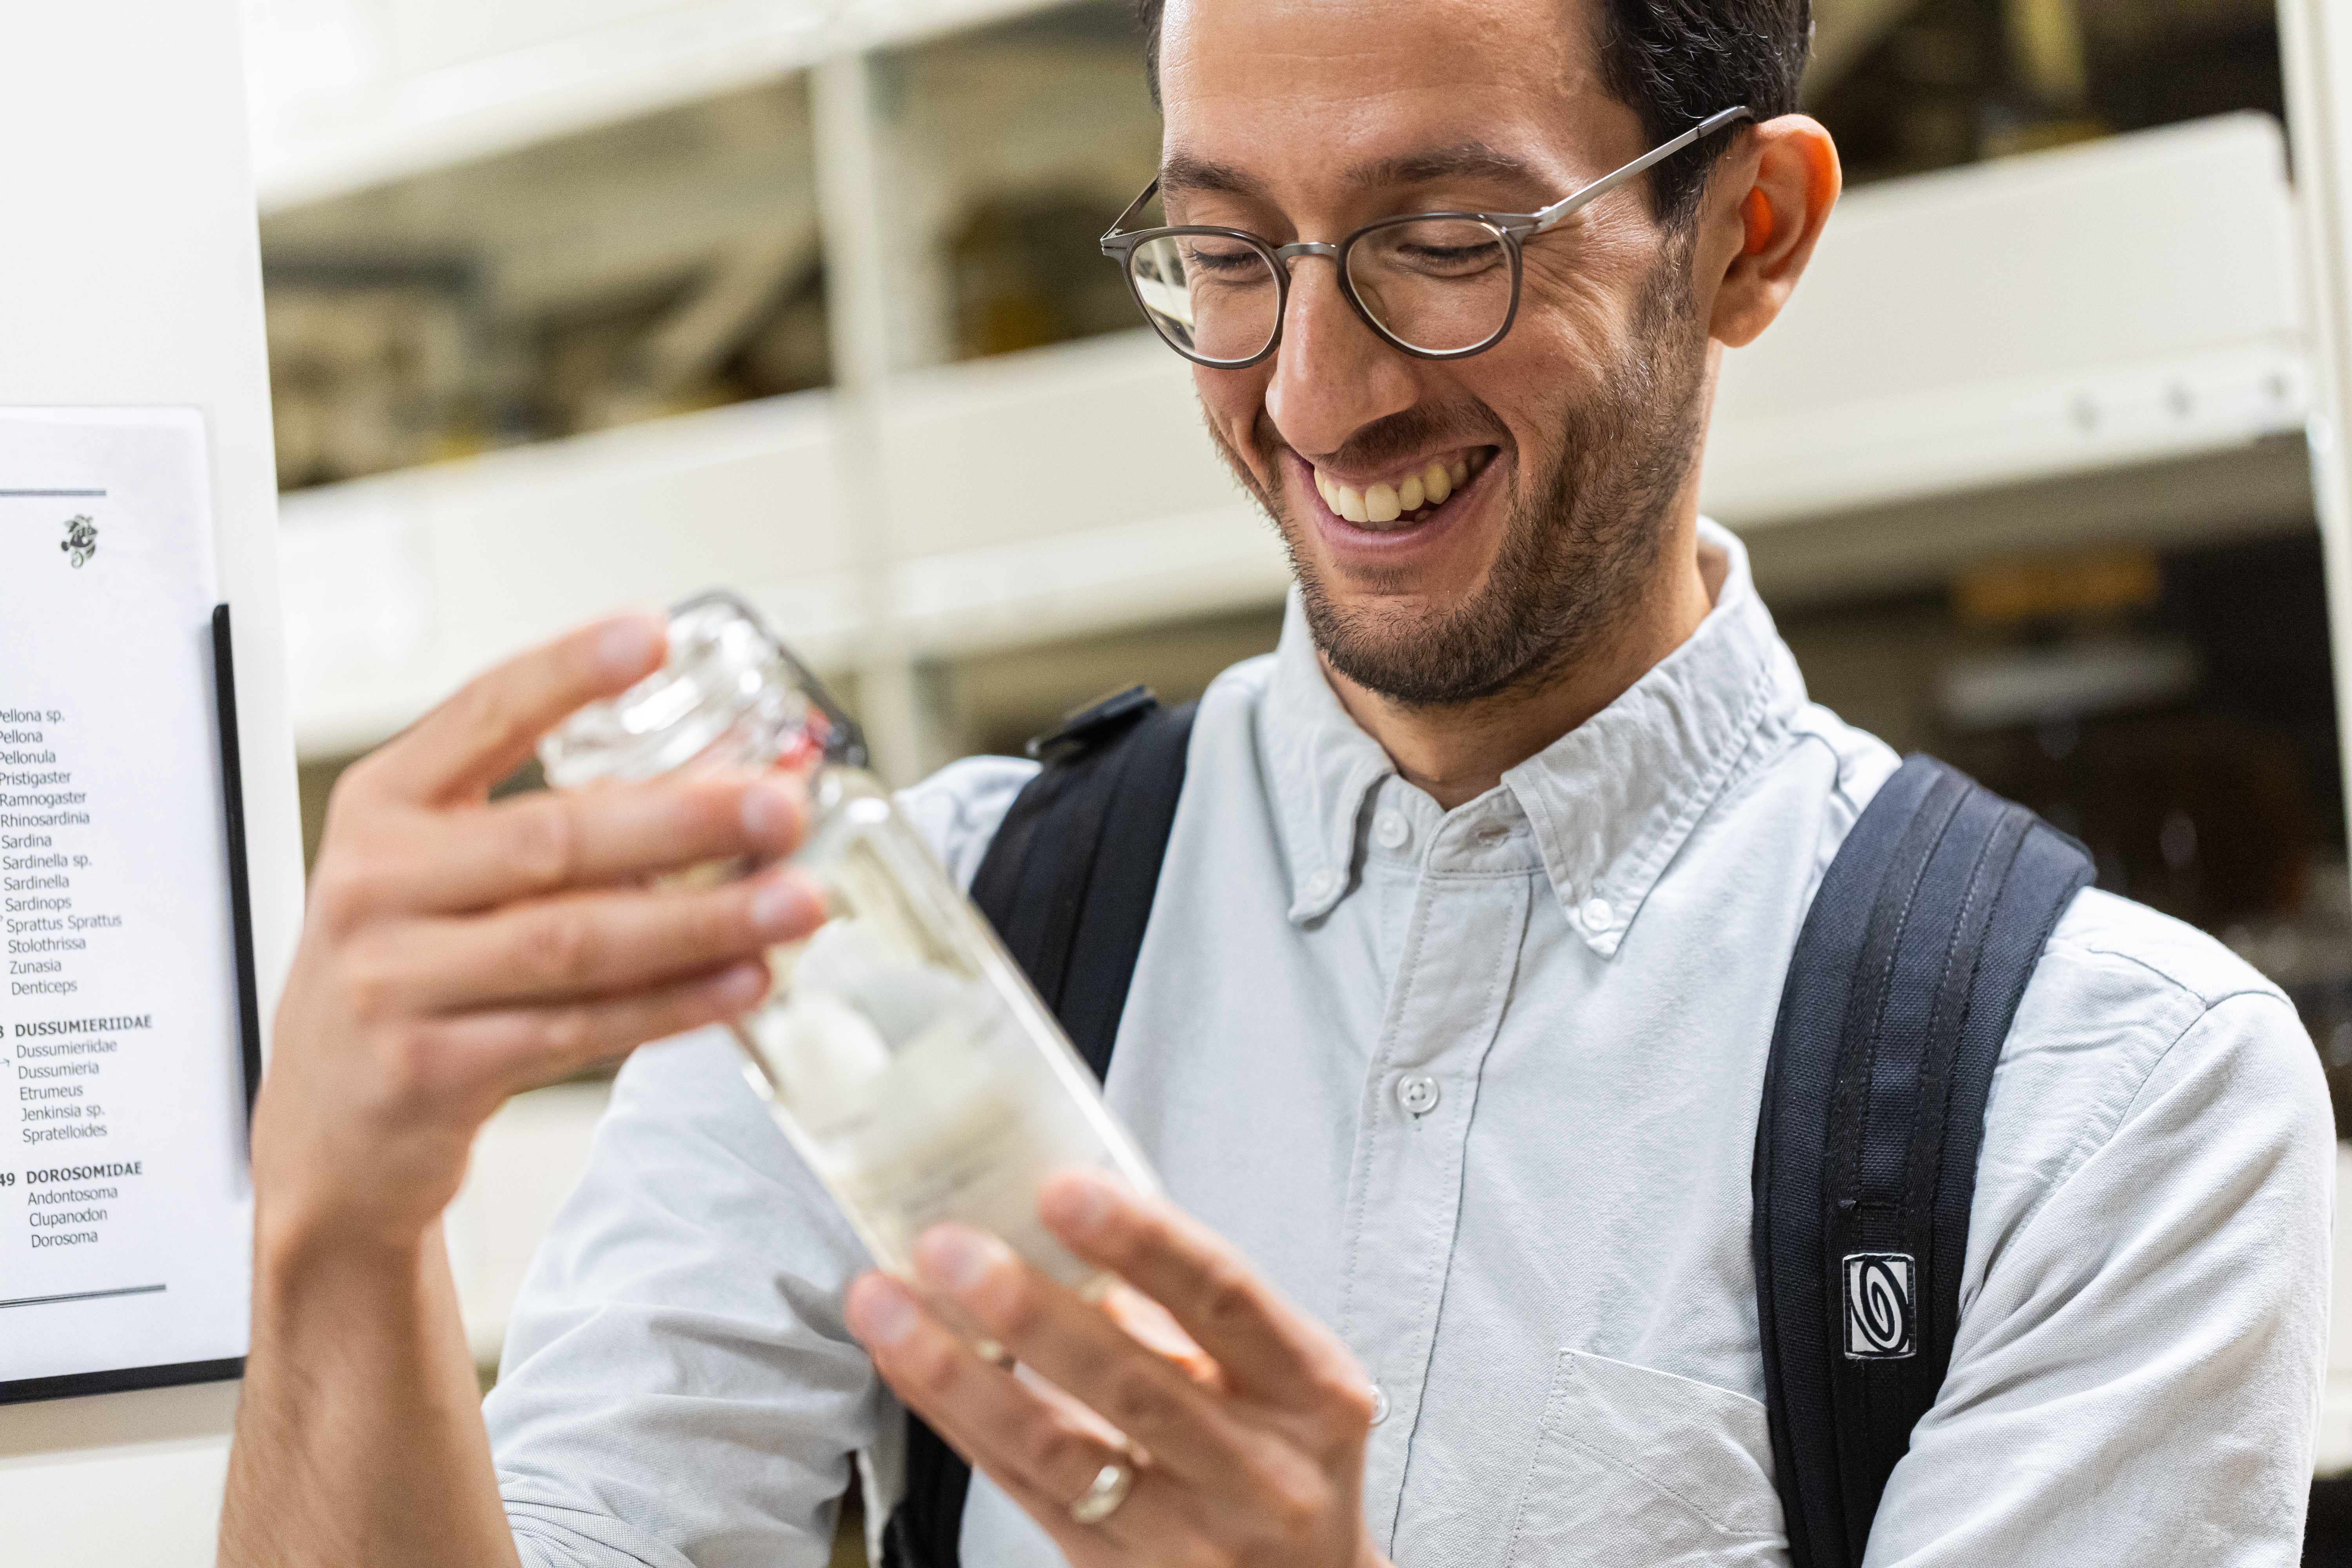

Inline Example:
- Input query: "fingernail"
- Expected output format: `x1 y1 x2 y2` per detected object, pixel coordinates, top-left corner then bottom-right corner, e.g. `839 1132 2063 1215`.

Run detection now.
850 1276 918 1347
914 1225 996 1294
750 876 817 938
596 616 665 679
741 780 800 844
714 961 768 1005
1040 1171 1113 1236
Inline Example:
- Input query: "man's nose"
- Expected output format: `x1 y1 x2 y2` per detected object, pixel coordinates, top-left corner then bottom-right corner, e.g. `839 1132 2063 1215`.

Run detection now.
1262 256 1419 461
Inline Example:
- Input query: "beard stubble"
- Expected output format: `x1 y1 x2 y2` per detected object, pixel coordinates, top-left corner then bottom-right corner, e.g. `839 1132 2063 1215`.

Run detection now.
1219 247 1713 710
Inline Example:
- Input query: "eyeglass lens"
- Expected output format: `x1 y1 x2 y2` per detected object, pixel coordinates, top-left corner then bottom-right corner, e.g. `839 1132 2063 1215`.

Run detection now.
1127 217 1514 364
1127 234 1281 364
1344 217 1514 356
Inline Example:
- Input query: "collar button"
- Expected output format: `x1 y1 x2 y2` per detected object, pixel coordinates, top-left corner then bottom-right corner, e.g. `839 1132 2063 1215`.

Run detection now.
1372 809 1411 851
1582 896 1614 930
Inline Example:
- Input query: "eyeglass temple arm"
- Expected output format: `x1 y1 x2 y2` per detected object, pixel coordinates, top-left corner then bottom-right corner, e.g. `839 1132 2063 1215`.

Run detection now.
1101 179 1162 252
1528 105 1755 235
1098 105 1751 249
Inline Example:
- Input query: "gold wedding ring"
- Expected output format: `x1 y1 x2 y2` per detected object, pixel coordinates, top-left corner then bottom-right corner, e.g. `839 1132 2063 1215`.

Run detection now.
1068 1459 1134 1525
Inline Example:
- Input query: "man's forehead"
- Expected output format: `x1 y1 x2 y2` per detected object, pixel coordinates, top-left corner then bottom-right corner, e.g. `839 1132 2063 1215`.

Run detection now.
1157 0 1597 94
1154 0 1630 194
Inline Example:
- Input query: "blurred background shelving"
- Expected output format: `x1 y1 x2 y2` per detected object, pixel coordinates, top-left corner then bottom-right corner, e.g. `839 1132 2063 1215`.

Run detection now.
240 0 2352 1541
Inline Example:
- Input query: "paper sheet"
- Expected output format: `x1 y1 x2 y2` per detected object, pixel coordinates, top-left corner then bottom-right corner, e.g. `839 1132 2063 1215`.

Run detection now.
0 407 251 1391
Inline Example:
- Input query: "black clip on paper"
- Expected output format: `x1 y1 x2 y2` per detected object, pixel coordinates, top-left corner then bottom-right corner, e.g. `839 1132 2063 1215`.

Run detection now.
211 604 264 1125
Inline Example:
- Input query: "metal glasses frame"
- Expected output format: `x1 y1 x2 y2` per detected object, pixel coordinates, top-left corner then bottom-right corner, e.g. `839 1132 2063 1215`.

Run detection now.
1098 104 1755 368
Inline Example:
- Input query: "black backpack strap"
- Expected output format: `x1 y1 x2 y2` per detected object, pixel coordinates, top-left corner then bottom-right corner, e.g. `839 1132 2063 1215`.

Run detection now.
967 686 1198 1074
1754 754 2094 1567
880 688 1198 1568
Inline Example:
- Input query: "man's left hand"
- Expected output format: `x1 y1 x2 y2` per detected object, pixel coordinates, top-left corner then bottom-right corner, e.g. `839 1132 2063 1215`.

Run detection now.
845 1171 1389 1568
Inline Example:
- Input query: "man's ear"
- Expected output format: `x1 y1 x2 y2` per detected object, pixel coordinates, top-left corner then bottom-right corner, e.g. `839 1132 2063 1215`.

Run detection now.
1707 115 1841 349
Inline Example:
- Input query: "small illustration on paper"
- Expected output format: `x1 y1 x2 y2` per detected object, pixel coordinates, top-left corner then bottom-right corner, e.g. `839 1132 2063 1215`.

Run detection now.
59 514 97 568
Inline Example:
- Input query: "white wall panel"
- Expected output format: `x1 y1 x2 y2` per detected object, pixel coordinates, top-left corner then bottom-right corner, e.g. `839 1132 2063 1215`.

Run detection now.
2282 0 2352 1477
0 1384 243 1568
0 0 300 1558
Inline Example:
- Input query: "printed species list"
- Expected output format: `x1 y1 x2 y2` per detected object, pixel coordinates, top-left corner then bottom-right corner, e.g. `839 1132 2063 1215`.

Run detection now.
7 702 122 1006
0 408 251 1390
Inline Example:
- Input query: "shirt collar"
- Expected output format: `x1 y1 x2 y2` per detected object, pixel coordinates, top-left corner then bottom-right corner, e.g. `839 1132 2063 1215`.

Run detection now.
1259 519 1807 951
1264 603 1398 924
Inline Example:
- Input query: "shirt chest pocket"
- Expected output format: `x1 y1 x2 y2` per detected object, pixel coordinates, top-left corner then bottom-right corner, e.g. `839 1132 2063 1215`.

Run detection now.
1504 1349 1790 1568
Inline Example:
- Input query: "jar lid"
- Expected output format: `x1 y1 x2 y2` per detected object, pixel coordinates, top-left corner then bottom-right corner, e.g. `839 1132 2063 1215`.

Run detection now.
540 592 809 787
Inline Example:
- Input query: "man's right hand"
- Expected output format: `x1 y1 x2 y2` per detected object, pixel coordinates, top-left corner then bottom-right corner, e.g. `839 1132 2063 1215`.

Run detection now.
254 612 824 1261
225 613 827 1566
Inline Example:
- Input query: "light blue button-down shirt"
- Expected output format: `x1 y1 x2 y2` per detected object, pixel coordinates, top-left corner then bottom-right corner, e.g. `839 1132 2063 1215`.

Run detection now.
486 523 2331 1567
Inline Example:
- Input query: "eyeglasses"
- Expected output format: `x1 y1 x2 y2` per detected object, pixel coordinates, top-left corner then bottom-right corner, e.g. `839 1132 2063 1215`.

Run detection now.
1099 105 1754 368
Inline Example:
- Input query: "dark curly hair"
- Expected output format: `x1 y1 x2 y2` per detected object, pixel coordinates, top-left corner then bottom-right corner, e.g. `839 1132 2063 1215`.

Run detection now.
1132 0 1811 225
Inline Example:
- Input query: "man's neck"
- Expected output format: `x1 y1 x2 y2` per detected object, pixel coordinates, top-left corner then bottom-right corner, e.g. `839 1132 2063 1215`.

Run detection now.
1321 526 1721 812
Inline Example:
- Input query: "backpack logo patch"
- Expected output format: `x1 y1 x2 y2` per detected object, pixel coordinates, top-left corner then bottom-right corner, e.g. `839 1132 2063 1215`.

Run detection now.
1842 1252 1916 1359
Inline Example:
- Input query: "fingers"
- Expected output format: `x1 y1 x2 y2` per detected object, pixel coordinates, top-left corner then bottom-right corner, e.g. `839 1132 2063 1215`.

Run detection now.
850 1211 1379 1567
351 869 822 1014
1040 1171 1372 1419
322 772 809 921
846 1274 1183 1552
898 1225 1253 1483
1098 1281 1221 1387
422 958 772 1091
354 615 667 807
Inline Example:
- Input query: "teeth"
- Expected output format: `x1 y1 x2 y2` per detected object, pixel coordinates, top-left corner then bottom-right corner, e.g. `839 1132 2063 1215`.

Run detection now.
1310 449 1492 524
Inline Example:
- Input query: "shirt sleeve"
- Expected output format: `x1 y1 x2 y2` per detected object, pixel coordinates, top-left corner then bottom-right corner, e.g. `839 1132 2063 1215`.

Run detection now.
484 754 1037 1568
1862 916 2334 1566
894 754 1040 894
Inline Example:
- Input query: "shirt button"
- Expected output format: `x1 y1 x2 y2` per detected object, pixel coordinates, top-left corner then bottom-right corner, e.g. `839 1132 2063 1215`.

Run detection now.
1396 1075 1441 1115
1372 809 1411 851
1305 869 1340 900
1582 896 1613 929
1368 1383 1391 1426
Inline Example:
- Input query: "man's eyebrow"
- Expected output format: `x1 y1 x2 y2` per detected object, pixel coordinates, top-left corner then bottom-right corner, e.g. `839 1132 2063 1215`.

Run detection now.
1158 152 1265 200
1156 145 1551 204
1346 144 1548 193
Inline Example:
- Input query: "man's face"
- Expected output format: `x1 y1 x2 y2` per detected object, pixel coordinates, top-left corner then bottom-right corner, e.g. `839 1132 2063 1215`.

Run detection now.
1156 0 1718 706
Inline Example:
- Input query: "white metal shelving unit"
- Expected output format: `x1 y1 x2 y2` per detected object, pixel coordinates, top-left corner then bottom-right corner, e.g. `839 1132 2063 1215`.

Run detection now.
278 109 2316 772
241 0 1066 212
1710 114 2307 524
2 1 304 1562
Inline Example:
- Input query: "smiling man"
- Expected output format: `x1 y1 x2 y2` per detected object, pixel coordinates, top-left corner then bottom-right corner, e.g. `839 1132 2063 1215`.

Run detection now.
220 1 2331 1566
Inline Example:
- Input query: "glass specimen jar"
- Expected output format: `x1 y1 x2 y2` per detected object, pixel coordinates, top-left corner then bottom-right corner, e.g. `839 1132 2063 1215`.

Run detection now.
539 591 1160 1291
